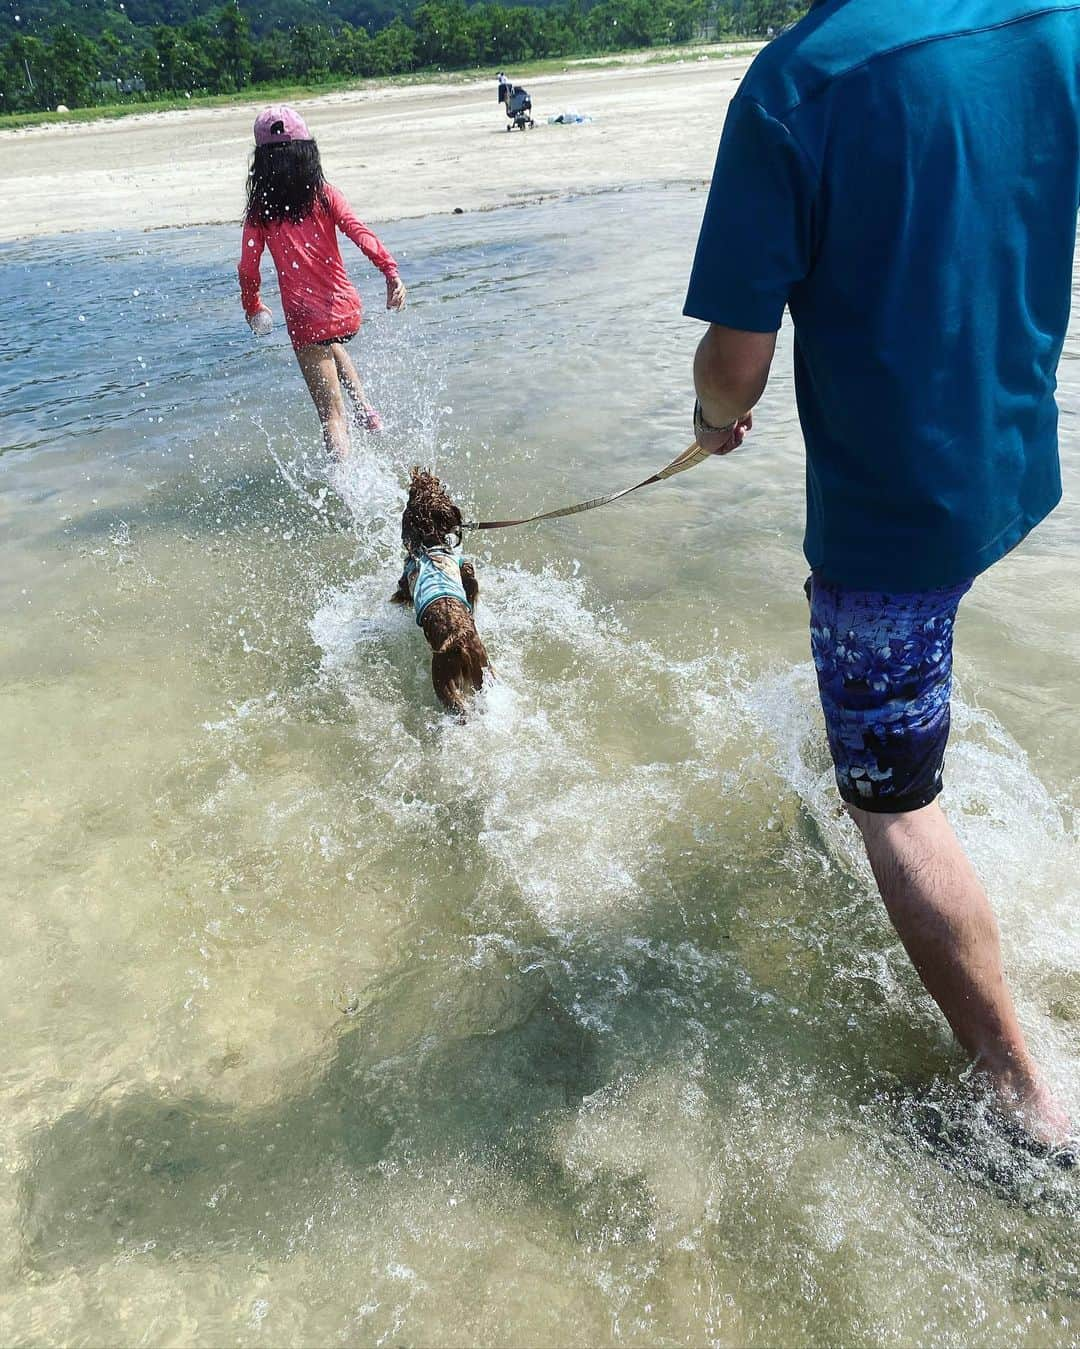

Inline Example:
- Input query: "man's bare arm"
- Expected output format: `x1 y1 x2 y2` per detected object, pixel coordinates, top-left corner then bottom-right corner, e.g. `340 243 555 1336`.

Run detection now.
693 324 778 454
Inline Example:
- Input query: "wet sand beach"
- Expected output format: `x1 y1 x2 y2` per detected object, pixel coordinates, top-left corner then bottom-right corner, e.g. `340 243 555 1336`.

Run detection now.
0 50 758 242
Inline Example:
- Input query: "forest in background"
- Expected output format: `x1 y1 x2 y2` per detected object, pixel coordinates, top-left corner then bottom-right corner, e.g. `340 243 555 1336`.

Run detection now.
0 0 807 115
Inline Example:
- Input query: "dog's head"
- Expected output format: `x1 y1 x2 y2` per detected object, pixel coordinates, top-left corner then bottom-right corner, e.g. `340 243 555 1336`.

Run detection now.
402 466 463 552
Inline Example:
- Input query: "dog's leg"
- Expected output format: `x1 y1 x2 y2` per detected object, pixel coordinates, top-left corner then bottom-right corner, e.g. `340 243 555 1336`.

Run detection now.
459 566 489 688
460 561 479 611
389 568 412 605
465 635 489 692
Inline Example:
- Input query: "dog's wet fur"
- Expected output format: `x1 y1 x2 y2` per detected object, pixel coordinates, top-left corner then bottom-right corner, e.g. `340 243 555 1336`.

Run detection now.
391 467 491 714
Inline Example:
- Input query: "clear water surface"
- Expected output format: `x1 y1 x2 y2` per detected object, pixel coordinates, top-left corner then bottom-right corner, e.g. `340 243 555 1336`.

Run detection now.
1 187 1079 1347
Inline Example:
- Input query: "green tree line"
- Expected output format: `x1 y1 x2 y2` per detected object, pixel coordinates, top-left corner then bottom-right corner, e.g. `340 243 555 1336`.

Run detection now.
0 0 808 116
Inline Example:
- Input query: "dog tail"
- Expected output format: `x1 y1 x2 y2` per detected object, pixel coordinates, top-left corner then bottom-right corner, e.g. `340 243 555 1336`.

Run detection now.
432 636 490 714
431 646 469 715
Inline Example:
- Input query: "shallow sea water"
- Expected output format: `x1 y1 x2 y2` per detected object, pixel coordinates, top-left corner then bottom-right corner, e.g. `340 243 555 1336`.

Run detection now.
1 187 1079 1347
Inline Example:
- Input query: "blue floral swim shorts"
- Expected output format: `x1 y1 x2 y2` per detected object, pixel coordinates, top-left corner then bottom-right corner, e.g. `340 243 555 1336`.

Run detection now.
806 573 973 814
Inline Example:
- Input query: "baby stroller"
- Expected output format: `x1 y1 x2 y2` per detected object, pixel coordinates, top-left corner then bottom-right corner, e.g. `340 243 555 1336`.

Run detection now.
498 79 534 131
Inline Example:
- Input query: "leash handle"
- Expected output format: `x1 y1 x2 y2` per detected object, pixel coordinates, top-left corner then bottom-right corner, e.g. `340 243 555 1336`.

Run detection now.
463 441 712 532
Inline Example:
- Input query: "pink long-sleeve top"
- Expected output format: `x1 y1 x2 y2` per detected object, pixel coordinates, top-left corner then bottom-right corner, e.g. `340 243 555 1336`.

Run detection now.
238 183 399 351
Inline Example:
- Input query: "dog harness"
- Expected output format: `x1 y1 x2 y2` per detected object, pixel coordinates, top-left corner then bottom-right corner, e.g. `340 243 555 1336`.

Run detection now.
405 547 471 625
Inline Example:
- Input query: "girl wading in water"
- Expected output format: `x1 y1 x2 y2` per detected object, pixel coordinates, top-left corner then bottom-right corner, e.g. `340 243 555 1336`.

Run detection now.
238 105 406 459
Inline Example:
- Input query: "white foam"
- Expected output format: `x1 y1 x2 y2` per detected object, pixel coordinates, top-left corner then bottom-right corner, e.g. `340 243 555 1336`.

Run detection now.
746 662 1080 1107
288 347 1078 1108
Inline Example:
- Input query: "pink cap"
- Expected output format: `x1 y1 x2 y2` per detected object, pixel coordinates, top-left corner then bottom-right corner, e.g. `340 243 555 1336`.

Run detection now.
253 105 312 146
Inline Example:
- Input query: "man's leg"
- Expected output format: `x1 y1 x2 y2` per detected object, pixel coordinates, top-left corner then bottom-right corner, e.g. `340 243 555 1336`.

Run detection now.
850 801 1070 1145
807 573 1071 1148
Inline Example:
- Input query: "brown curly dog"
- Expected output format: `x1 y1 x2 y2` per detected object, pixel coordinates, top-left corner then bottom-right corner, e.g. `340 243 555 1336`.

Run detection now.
390 467 491 714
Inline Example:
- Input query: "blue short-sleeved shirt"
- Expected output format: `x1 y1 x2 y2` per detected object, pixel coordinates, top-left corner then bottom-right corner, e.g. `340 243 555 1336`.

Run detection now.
685 0 1080 591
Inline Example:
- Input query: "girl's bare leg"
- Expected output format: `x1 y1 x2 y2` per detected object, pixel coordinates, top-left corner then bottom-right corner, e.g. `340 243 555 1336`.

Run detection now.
296 343 351 460
332 342 366 408
331 342 381 430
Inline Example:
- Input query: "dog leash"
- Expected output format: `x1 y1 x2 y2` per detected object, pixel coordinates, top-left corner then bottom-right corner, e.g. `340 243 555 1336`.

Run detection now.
462 441 714 532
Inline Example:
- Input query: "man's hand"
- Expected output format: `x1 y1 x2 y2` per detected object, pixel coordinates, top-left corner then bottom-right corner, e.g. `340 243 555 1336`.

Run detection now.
701 410 749 458
386 276 407 311
247 307 273 337
695 399 755 458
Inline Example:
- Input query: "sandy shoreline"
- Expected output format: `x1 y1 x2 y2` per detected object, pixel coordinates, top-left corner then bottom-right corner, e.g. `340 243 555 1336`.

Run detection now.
0 52 756 243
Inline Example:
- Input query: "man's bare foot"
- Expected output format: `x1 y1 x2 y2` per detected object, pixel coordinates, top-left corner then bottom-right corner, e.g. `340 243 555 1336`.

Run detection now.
984 1064 1076 1161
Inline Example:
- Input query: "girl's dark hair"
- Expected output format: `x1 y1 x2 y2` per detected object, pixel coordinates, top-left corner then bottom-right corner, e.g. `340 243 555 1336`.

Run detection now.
245 139 328 226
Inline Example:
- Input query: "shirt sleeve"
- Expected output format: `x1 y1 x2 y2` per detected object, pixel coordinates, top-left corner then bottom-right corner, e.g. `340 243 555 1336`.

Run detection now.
684 96 817 332
238 220 267 316
328 185 399 279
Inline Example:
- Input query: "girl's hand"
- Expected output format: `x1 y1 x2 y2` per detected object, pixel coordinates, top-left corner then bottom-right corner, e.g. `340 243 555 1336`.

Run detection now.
386 276 407 311
248 308 274 337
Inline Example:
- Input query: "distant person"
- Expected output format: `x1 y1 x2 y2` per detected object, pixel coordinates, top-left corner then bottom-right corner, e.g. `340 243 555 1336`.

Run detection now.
238 105 406 461
685 0 1078 1156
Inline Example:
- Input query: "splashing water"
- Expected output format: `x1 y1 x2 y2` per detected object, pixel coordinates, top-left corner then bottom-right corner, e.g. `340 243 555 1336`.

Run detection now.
1 190 1079 1347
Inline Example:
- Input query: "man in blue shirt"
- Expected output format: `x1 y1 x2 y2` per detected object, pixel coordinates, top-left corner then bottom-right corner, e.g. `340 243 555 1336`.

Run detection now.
686 0 1078 1152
